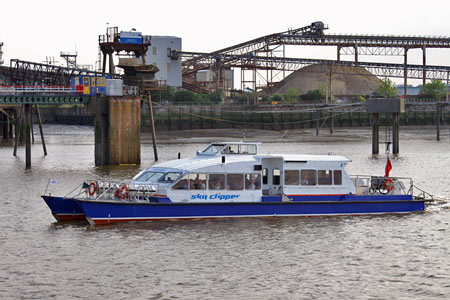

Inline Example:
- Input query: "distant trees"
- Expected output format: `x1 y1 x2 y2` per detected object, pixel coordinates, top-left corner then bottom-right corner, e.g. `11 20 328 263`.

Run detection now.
153 88 224 105
421 80 447 100
375 78 398 97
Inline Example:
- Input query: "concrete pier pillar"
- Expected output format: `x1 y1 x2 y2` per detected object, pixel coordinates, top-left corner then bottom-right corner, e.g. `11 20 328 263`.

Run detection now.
94 96 141 165
372 113 379 155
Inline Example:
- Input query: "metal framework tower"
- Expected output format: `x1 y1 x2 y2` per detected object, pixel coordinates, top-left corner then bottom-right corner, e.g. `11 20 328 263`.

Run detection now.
60 51 78 68
0 42 4 65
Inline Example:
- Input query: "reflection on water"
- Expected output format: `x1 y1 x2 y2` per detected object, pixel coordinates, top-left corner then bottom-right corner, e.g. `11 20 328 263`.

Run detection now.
1 124 450 299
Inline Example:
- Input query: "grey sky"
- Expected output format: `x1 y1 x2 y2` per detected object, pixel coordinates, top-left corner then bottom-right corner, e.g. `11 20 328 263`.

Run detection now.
1 0 449 75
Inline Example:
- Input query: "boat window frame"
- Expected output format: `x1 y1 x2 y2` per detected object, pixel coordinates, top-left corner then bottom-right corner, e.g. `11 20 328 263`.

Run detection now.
226 173 244 190
318 170 333 186
301 169 317 186
334 170 342 185
284 169 300 186
200 143 226 155
245 173 261 190
133 171 166 183
208 173 226 190
188 173 207 190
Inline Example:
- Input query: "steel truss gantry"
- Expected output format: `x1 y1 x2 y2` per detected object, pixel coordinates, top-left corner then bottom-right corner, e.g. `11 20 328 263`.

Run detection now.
182 23 450 94
6 59 114 86
181 51 450 82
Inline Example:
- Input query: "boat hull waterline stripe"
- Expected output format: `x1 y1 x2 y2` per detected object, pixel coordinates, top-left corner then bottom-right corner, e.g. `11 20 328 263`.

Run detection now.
88 211 419 225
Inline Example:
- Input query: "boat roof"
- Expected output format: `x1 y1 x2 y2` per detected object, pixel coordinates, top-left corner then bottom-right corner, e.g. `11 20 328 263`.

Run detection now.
265 154 351 162
151 153 350 172
153 155 260 172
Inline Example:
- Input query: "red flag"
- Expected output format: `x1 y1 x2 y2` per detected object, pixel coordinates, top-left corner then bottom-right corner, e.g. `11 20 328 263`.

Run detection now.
385 156 392 177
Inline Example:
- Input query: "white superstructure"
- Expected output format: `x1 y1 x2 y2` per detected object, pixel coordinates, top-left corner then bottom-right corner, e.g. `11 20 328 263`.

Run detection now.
131 142 357 203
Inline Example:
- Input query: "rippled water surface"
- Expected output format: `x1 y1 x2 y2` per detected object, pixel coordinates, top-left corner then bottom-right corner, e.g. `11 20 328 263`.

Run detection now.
1 125 450 299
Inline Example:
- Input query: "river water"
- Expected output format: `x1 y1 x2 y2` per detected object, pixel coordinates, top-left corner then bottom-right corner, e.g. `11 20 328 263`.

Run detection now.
1 125 450 299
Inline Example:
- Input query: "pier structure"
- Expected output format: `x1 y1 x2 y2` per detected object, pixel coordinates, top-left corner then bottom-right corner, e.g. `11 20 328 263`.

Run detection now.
0 86 89 167
367 98 405 155
180 22 450 96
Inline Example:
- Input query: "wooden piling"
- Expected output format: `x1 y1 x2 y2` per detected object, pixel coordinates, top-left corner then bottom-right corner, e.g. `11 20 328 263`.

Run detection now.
393 113 400 154
372 113 379 155
35 105 47 156
13 105 24 156
315 110 320 136
147 94 158 162
94 96 142 165
436 103 441 141
25 104 31 168
329 110 334 134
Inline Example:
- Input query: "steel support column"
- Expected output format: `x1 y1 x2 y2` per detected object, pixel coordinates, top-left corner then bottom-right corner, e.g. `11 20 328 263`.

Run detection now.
404 47 409 98
423 45 427 87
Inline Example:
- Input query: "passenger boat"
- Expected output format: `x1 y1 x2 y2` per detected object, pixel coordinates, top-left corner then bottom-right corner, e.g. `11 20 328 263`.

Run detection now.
42 142 427 225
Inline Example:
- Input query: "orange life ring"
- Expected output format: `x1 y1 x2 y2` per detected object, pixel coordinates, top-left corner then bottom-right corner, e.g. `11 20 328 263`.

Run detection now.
88 182 97 196
384 178 395 192
120 185 129 199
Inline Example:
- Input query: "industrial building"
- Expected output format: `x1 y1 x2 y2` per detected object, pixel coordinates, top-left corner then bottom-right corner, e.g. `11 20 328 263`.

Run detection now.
143 35 182 87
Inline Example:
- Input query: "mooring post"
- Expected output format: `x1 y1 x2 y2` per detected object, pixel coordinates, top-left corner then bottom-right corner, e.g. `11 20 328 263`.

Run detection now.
25 104 31 168
148 94 158 161
372 113 379 155
35 104 47 155
393 113 400 154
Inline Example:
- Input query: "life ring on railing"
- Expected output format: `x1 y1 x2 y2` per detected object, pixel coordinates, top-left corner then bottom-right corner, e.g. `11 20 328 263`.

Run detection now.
88 182 97 196
119 185 129 200
384 178 395 192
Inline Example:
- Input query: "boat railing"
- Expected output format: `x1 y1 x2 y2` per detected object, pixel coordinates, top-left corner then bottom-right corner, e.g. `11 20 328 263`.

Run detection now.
350 175 413 196
61 179 161 201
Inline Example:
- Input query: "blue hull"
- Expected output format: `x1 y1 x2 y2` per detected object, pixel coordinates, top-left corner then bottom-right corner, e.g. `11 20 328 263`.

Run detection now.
42 196 86 221
76 195 425 225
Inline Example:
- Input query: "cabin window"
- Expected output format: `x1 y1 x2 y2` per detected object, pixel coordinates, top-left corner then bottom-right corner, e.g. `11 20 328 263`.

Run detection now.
245 174 261 190
301 170 316 186
262 168 268 185
172 174 189 190
201 144 225 155
239 144 257 155
318 170 332 185
273 169 281 185
227 174 243 190
222 144 239 154
159 172 182 183
133 171 165 183
188 173 207 190
334 170 342 185
284 170 300 185
209 174 225 190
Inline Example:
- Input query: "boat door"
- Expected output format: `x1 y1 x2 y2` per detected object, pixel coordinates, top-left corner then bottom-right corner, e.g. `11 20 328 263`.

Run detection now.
261 157 284 195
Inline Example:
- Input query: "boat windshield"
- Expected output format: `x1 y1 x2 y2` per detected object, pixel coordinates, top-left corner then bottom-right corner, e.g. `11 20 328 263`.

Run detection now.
133 171 182 183
200 144 226 155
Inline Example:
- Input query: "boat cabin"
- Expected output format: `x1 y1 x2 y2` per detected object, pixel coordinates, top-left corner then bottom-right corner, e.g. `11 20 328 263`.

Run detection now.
132 142 354 203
